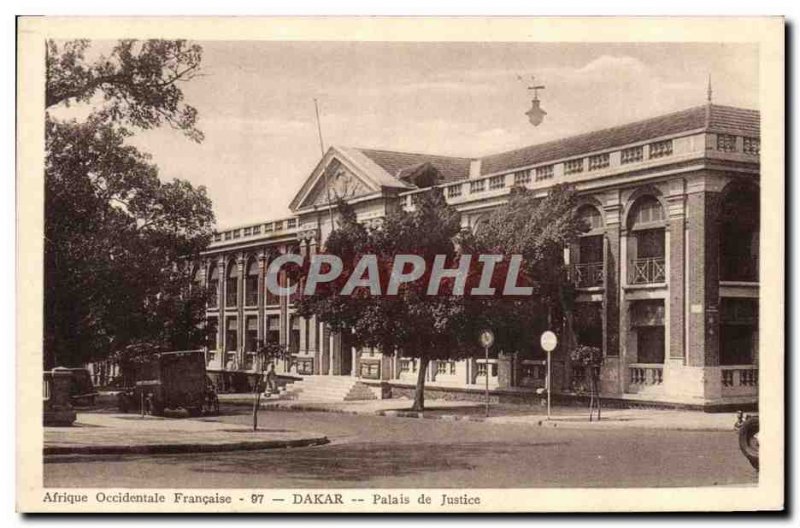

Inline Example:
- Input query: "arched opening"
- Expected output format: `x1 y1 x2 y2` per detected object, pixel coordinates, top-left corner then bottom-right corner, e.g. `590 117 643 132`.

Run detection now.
245 257 259 307
720 185 759 282
225 260 238 308
627 196 666 285
207 264 219 307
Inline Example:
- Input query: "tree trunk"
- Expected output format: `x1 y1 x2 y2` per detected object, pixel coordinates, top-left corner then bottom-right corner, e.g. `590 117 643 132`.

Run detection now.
411 357 430 412
252 375 262 432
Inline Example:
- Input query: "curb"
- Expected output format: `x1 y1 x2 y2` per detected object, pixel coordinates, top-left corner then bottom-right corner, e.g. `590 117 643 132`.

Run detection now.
221 398 733 431
44 434 329 457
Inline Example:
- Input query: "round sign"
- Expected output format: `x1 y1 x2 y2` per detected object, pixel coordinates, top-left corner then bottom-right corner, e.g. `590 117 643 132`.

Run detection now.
479 329 495 348
540 331 558 352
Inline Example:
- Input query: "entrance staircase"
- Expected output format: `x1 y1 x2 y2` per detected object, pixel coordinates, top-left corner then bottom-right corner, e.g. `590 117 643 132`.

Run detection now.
274 375 378 402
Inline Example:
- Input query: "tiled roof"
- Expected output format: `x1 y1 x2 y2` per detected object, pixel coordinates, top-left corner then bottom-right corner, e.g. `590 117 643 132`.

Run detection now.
355 148 472 184
346 104 759 185
479 104 760 176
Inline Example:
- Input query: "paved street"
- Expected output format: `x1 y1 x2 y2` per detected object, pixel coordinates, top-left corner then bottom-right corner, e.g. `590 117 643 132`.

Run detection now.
44 405 757 489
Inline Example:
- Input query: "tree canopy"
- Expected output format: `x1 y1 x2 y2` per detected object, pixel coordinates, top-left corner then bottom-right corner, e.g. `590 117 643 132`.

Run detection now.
296 185 584 410
44 39 214 369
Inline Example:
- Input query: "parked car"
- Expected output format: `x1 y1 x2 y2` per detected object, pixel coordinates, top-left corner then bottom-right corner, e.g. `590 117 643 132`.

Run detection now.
66 368 98 407
735 411 759 470
117 350 218 416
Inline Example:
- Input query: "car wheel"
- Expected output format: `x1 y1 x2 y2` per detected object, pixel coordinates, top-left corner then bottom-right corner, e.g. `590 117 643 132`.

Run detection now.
738 417 759 470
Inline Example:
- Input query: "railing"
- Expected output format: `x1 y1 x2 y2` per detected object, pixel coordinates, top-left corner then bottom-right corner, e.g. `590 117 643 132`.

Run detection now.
721 366 758 388
575 261 604 288
630 257 666 284
398 358 419 376
359 360 380 379
629 364 664 386
475 358 498 379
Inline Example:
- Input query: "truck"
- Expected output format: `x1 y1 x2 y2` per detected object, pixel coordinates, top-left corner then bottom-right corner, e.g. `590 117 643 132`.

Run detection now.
117 350 217 417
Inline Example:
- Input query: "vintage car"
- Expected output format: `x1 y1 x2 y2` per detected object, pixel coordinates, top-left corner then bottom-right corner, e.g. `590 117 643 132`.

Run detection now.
66 367 99 407
117 350 218 416
735 411 759 470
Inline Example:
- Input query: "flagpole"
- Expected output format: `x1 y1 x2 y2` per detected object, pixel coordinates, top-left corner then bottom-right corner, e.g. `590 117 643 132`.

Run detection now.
314 98 335 234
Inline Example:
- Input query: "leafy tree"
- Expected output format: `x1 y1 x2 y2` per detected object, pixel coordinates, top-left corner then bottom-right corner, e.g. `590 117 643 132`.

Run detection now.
461 185 586 370
46 39 203 141
295 192 476 411
44 39 213 369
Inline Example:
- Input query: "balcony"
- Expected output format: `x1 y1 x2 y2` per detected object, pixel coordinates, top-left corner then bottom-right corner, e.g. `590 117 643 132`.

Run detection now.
574 261 604 288
629 257 666 285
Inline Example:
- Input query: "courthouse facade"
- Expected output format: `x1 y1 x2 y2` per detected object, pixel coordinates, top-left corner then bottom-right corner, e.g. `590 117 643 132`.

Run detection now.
197 103 760 408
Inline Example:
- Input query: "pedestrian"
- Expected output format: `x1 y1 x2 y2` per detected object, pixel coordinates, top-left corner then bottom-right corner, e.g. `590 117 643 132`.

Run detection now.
264 362 278 396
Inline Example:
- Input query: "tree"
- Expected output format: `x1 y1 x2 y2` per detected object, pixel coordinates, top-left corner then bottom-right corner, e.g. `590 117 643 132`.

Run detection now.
461 185 586 387
251 340 289 431
295 192 476 411
44 39 214 369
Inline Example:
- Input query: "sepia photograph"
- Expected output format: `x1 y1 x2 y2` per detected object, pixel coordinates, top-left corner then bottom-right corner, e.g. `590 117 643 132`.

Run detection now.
16 16 785 513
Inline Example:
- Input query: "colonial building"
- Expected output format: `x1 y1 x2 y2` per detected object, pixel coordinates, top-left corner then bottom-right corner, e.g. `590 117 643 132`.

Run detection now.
198 102 760 409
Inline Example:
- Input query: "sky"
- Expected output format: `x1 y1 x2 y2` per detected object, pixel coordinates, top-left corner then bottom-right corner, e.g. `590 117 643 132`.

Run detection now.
69 41 760 229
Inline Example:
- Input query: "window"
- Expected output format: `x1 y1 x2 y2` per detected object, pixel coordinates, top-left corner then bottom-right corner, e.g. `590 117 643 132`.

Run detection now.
720 186 759 282
535 165 554 181
588 153 610 171
264 222 274 232
743 137 760 156
632 300 665 364
488 175 505 190
578 205 603 231
575 302 603 348
648 140 673 159
513 170 531 186
225 261 238 308
720 299 758 366
576 235 604 288
289 316 300 354
245 316 258 353
636 327 665 364
245 258 259 306
286 218 297 228
232 229 241 239
207 265 219 307
206 318 218 349
266 315 281 346
564 159 584 175
717 134 737 152
631 197 665 226
470 179 486 193
225 317 237 352
621 146 644 164
446 184 462 198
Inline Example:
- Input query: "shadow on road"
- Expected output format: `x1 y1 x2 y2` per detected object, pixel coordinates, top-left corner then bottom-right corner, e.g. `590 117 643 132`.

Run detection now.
192 440 569 482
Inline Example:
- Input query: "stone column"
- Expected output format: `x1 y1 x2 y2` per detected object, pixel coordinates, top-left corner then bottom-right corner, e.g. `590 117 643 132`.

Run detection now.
667 179 687 360
686 175 722 368
217 256 225 354
236 255 245 368
603 193 623 394
257 251 267 372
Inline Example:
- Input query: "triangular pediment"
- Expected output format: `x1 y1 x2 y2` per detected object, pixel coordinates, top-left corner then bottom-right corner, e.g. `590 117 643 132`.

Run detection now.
290 146 412 212
303 158 372 208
